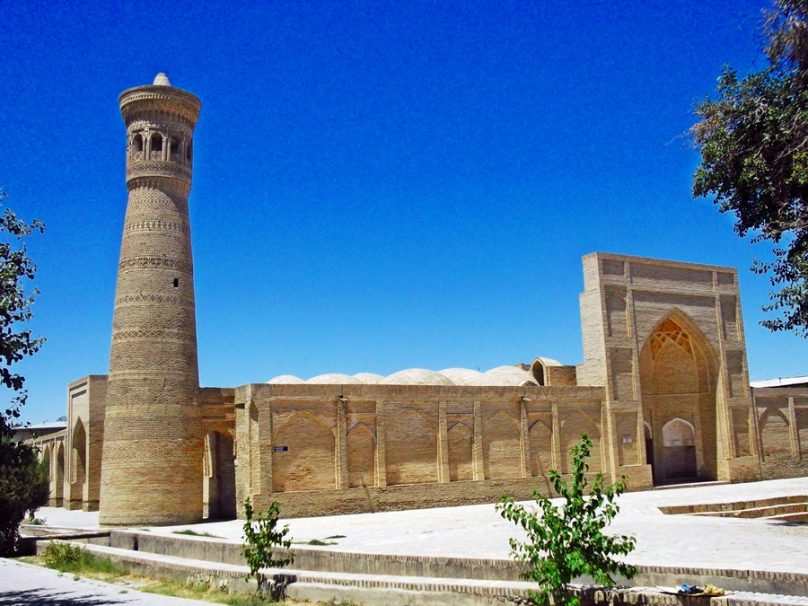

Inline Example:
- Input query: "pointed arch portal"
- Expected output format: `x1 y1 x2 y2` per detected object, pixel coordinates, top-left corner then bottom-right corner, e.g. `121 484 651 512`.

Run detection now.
640 313 717 484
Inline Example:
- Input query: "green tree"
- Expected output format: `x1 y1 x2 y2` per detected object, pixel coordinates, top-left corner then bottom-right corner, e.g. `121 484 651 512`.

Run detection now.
0 189 46 555
692 0 808 336
497 435 636 606
242 498 294 598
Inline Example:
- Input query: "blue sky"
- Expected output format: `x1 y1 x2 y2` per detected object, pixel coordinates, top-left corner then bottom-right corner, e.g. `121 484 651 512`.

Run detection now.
2 0 805 424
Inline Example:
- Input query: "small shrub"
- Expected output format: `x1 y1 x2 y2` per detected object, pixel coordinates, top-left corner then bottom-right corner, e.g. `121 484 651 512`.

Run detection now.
497 434 636 606
42 541 83 570
42 541 126 577
23 517 45 525
242 498 294 597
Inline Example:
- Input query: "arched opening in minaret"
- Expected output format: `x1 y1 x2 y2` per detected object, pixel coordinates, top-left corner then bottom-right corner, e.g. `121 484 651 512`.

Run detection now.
186 141 193 163
150 132 163 160
169 136 180 161
639 313 717 485
132 133 144 153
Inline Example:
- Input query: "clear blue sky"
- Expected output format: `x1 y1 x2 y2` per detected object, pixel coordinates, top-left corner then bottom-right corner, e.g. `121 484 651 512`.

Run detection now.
2 0 805 424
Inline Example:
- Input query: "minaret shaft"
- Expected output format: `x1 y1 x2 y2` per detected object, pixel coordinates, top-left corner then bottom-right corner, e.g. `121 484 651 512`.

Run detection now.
99 76 202 526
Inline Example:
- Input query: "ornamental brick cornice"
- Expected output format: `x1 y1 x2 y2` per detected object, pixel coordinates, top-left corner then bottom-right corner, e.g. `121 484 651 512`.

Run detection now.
119 86 201 125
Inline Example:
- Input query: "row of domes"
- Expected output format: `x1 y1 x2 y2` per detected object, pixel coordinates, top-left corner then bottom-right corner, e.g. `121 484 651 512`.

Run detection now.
267 359 561 387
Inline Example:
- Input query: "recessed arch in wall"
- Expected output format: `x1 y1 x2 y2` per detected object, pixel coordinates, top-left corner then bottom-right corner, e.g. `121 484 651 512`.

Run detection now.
272 411 335 492
528 419 553 478
639 310 717 484
483 409 521 480
560 411 602 474
54 441 65 503
386 409 437 485
447 421 473 482
759 407 791 457
347 422 375 488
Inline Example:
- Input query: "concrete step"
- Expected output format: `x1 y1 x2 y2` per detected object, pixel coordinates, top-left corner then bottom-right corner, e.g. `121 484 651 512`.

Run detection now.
92 529 808 596
653 481 730 492
42 541 537 605
763 511 808 523
33 540 808 606
661 495 808 516
691 502 808 519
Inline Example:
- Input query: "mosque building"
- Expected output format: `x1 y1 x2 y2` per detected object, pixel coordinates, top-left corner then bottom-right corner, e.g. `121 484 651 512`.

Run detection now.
34 75 808 525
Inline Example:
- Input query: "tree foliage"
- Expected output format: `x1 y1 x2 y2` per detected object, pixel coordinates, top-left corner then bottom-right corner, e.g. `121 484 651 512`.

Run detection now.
497 435 636 606
0 189 46 555
692 0 808 336
242 498 294 597
0 454 49 554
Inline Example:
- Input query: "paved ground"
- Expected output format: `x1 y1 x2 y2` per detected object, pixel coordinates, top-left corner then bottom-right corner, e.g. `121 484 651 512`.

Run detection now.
34 477 808 574
0 559 216 605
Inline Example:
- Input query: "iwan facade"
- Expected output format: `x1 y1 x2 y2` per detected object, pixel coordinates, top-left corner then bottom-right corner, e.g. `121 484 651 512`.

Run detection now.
34 76 808 525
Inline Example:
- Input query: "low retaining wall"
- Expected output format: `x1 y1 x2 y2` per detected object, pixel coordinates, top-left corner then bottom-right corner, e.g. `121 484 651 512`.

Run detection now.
106 530 808 596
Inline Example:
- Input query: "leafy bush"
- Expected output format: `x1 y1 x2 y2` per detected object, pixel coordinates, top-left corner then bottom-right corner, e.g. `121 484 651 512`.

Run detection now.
0 442 50 555
42 541 125 576
497 434 636 606
42 542 84 571
242 498 294 597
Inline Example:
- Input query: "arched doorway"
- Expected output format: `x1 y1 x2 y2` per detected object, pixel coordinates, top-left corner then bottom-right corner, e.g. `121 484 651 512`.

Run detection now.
639 314 717 485
69 420 87 508
644 422 654 471
54 442 65 506
661 418 697 479
203 431 236 519
41 446 52 505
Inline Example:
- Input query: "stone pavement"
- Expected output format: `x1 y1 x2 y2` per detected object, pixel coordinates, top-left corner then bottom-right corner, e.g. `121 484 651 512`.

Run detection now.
35 477 808 574
0 558 216 605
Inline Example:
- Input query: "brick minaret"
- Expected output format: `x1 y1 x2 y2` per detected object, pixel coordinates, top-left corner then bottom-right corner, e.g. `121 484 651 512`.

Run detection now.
100 73 202 525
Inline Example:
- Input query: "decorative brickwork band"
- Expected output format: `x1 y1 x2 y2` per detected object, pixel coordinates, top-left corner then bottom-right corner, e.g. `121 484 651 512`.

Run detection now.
126 161 192 181
124 219 190 236
118 256 193 274
115 293 195 307
111 329 197 343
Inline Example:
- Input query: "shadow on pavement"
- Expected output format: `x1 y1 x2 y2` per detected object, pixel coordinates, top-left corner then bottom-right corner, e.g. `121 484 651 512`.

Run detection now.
0 588 124 605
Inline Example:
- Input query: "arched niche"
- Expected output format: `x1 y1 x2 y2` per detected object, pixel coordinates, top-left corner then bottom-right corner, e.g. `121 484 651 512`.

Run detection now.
759 407 791 457
528 419 553 477
69 420 87 507
386 410 437 485
447 421 473 481
347 422 375 488
271 412 335 492
483 409 521 479
560 412 602 474
639 312 717 484
54 442 65 504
